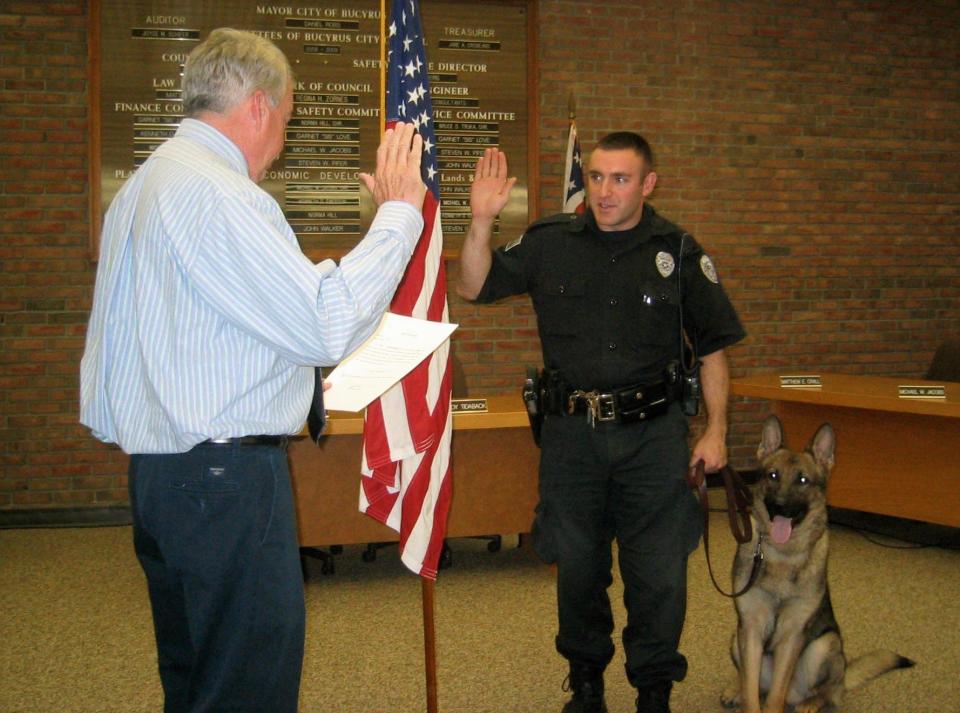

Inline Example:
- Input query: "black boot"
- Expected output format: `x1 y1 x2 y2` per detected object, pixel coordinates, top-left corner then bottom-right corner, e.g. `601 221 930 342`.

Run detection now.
635 681 672 713
560 664 607 713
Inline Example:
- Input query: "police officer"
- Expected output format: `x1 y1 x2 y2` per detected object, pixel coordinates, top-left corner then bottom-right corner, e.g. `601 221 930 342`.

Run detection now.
458 133 745 713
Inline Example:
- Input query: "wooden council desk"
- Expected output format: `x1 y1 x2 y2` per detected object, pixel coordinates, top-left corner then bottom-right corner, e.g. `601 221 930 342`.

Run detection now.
731 373 960 528
288 394 541 547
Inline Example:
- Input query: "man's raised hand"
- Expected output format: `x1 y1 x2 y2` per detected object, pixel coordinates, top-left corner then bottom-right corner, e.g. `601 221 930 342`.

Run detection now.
360 122 427 210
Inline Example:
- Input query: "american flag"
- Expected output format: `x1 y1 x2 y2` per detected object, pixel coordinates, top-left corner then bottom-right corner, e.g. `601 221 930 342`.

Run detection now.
563 117 585 213
359 0 453 579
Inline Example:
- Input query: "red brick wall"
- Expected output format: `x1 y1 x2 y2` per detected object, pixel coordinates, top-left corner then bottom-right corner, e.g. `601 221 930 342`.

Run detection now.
2 1 959 510
1 1 129 508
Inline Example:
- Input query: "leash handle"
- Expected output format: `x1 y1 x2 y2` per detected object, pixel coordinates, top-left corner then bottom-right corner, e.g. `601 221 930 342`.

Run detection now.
687 461 762 598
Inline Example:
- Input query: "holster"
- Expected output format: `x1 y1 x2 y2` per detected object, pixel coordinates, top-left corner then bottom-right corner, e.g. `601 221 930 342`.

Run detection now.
522 366 543 447
667 358 702 417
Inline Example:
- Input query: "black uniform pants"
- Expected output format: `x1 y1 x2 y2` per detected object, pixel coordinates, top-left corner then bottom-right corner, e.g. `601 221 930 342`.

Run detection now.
129 442 305 713
533 402 702 688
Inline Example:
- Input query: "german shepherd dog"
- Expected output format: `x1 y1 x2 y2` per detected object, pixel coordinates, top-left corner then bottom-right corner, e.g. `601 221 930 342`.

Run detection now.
720 415 914 713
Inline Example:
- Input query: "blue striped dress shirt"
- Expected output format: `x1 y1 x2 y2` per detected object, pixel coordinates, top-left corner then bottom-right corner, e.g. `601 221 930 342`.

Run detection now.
80 118 423 454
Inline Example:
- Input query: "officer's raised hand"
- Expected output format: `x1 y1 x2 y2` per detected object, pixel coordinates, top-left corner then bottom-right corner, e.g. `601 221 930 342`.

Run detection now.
470 148 517 223
458 148 516 300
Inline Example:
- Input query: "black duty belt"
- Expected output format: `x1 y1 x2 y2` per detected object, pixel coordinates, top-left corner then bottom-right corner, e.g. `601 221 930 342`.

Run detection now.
198 435 289 448
551 379 676 426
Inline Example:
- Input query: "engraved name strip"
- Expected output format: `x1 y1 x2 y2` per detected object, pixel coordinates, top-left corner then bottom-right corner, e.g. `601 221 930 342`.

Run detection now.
131 27 201 40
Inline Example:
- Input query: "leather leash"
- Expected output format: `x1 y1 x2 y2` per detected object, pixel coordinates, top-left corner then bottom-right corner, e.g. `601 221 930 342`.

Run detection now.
687 461 764 598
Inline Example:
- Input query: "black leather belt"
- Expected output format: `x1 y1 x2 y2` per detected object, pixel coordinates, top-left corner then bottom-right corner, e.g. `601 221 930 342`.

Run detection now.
560 379 676 426
199 435 288 448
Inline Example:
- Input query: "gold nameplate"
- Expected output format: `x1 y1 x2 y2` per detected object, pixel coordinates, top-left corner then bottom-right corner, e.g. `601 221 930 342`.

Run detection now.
779 375 822 388
451 398 488 413
897 385 947 399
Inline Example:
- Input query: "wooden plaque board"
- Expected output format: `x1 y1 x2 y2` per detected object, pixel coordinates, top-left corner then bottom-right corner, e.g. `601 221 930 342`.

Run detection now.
87 0 539 260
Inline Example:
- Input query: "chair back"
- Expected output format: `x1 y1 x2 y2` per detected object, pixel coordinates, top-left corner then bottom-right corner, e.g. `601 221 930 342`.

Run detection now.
926 338 960 382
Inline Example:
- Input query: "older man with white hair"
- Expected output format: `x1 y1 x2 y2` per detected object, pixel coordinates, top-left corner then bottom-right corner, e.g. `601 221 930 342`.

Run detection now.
81 27 426 713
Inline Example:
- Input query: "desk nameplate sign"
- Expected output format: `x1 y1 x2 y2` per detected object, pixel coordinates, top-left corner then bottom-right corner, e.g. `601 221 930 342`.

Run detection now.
897 385 947 400
452 398 488 414
779 375 822 388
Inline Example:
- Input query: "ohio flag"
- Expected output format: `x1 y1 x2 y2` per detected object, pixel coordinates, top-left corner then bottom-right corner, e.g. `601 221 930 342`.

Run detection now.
563 118 585 213
359 0 453 579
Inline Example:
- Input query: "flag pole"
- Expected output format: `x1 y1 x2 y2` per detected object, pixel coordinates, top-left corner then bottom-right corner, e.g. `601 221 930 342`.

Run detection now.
379 0 386 139
423 577 439 713
564 92 584 213
379 3 440 712
406 0 439 694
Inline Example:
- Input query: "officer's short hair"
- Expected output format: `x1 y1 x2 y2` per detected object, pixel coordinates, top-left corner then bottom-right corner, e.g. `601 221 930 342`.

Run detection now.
595 132 655 169
182 28 294 117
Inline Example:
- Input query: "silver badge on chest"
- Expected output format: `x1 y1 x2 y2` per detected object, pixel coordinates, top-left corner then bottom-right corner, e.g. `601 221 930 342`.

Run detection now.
655 251 675 278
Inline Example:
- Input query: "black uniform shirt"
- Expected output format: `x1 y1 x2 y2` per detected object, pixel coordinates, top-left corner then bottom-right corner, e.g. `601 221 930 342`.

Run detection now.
474 205 746 391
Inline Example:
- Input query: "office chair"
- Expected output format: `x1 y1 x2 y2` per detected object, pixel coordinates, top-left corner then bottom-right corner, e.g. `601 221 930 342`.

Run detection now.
925 338 960 382
362 540 453 569
300 545 343 576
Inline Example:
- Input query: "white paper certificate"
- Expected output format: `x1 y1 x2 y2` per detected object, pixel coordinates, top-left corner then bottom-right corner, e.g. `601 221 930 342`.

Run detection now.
322 312 458 413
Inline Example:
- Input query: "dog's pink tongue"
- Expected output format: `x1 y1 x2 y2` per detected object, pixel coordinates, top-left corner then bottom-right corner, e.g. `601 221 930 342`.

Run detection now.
771 515 793 544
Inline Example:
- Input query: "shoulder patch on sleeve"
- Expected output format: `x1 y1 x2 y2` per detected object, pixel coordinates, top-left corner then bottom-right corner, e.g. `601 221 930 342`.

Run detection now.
700 254 719 283
504 235 523 251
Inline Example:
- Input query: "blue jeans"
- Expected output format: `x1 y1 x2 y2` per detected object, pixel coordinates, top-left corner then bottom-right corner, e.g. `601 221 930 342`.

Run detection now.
534 403 702 688
129 443 305 713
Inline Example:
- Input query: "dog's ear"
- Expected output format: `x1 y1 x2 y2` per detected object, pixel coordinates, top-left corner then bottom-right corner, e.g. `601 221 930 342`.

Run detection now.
808 423 835 473
757 415 784 461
